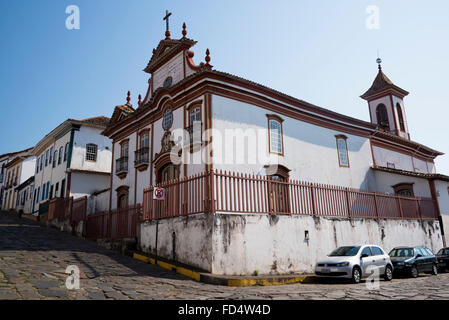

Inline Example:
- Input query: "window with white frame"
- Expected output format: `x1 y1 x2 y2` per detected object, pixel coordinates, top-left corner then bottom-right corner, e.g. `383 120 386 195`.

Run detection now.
86 144 98 162
336 135 349 167
267 116 283 155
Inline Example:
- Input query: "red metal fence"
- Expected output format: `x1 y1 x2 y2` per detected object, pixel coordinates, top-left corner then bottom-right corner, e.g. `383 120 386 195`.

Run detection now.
48 196 85 222
86 204 141 240
143 170 439 222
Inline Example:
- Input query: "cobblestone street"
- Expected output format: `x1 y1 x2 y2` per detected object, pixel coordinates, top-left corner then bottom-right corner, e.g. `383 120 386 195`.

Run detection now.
1 212 449 300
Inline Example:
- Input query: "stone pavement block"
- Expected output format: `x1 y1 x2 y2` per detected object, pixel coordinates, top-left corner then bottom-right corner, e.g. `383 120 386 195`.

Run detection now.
0 289 19 300
38 289 68 298
30 280 60 289
87 290 106 300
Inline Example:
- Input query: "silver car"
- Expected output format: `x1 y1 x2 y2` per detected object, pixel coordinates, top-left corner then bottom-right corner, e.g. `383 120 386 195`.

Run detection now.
315 245 394 283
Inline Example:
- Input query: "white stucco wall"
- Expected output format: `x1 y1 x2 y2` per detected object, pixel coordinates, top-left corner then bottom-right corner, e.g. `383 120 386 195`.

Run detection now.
70 172 110 200
373 170 432 197
211 95 375 190
152 52 185 91
71 126 112 173
87 189 110 215
435 180 449 216
372 145 433 174
139 213 443 275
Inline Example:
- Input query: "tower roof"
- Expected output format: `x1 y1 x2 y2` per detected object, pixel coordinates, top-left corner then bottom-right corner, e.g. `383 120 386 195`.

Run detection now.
361 66 409 100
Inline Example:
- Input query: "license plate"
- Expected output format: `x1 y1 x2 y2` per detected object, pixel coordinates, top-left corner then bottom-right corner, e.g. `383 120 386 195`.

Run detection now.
330 268 339 272
321 268 330 273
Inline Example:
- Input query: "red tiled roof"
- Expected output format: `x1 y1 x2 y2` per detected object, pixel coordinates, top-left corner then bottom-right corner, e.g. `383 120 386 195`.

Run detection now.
361 68 409 100
372 165 449 182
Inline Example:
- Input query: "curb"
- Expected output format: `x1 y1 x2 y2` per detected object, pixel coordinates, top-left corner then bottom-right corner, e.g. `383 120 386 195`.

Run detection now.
132 252 317 286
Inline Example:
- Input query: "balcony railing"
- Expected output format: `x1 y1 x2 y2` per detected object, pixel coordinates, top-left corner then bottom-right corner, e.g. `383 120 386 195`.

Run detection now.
116 157 128 175
143 170 439 222
134 148 150 168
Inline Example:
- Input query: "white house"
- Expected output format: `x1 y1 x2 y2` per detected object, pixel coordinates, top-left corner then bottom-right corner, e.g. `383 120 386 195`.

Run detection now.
15 176 35 214
31 116 112 216
102 18 449 275
0 147 34 211
1 151 36 212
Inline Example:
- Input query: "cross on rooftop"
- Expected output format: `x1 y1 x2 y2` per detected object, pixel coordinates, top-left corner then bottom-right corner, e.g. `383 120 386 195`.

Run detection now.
163 10 172 39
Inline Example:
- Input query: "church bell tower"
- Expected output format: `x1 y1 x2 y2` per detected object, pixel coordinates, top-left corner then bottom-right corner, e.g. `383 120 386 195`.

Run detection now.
361 58 410 140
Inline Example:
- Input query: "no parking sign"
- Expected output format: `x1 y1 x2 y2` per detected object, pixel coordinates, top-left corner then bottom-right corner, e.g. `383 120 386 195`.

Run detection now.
153 187 166 201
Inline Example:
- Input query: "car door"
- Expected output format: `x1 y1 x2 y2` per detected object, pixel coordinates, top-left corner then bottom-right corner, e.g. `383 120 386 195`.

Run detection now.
424 248 435 271
371 246 387 274
360 246 376 277
414 248 426 272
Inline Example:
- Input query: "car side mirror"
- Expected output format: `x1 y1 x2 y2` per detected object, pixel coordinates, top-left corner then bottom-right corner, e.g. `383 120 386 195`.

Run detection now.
361 254 369 259
416 254 422 258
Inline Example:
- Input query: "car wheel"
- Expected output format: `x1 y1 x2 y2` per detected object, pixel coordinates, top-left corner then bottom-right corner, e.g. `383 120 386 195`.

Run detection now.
431 264 438 276
383 265 393 281
411 265 419 278
352 267 361 284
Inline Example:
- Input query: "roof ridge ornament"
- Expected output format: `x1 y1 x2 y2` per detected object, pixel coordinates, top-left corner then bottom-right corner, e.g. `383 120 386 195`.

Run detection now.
126 91 131 105
182 22 187 38
163 10 172 39
205 48 211 68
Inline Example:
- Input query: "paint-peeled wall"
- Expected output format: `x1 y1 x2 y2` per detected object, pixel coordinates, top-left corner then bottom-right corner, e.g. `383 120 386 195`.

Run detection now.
211 95 375 190
138 213 443 275
139 214 213 272
211 214 443 275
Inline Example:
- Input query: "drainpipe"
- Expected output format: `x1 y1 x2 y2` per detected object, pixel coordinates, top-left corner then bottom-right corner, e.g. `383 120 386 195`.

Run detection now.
429 179 446 247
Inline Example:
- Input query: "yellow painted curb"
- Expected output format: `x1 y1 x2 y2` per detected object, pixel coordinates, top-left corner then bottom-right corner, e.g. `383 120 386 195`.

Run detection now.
132 252 314 286
133 253 150 263
227 276 309 287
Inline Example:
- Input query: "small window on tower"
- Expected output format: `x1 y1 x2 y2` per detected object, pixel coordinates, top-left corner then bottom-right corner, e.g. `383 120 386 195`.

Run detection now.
376 104 390 131
86 144 98 162
396 103 405 132
387 162 395 169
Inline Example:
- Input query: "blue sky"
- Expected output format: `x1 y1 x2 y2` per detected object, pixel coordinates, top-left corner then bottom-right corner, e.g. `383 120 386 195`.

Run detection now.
1 0 448 174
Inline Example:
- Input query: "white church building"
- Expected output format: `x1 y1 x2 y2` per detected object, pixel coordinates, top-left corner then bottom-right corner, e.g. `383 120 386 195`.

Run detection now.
102 16 449 275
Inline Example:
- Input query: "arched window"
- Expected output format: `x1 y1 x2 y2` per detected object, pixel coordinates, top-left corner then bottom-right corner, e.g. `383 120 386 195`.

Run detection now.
376 104 390 131
396 103 405 132
393 183 414 197
267 115 284 155
335 135 350 167
162 108 173 130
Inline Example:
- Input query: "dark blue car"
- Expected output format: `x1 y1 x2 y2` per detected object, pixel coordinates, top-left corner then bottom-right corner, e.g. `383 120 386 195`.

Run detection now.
389 247 438 278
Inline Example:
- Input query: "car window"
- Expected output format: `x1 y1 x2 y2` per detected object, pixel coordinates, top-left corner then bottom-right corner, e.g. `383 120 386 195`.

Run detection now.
371 246 384 256
424 248 433 256
415 248 424 256
446 249 449 255
361 247 372 257
328 246 361 257
389 248 413 257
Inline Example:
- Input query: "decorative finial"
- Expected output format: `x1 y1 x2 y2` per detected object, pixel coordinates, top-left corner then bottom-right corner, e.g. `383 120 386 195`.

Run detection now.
205 48 211 66
182 22 187 38
163 10 172 39
153 48 156 54
138 94 142 106
376 53 382 71
126 91 131 105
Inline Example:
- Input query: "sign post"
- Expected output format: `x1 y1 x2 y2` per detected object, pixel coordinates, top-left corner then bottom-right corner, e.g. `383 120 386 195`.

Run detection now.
153 187 165 264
